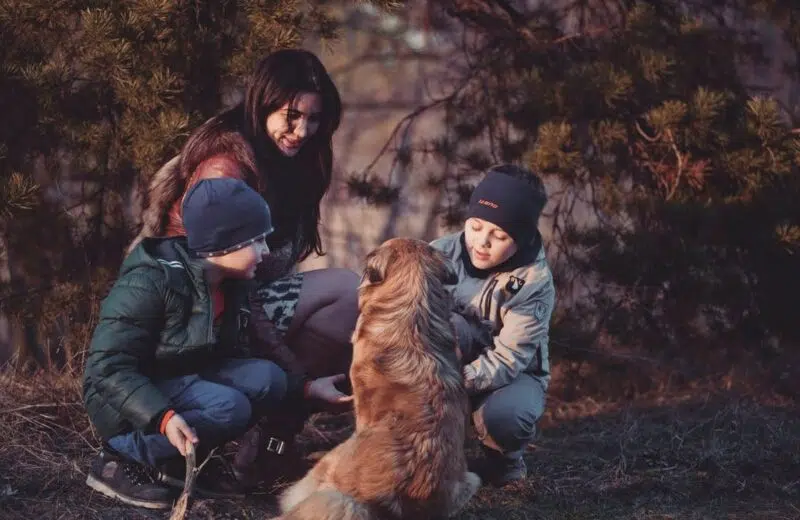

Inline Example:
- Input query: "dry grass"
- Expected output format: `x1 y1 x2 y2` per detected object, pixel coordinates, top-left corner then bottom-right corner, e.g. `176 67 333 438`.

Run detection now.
1 369 798 520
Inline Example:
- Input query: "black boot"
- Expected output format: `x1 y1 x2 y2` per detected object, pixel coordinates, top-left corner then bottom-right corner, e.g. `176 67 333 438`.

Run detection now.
158 451 246 499
471 447 528 487
231 422 308 491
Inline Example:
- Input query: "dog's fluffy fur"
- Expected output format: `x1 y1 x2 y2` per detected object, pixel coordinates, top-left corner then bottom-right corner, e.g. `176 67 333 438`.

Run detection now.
276 238 481 520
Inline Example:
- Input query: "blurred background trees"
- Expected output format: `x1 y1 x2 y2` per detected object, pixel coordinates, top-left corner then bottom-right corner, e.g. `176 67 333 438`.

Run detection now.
345 0 800 394
1 0 798 397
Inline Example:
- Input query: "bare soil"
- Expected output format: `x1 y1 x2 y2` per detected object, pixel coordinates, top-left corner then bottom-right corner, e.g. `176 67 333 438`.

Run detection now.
1 371 798 520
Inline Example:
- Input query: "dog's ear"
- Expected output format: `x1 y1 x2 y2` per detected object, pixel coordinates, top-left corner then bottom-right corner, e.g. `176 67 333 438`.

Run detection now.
361 265 384 286
360 247 391 287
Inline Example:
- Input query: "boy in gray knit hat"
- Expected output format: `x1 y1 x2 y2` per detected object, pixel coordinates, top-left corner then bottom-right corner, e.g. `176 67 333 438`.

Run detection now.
431 164 555 487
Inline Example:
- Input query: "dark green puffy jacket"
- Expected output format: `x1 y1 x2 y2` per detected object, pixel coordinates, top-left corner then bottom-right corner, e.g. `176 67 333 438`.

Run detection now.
83 237 254 440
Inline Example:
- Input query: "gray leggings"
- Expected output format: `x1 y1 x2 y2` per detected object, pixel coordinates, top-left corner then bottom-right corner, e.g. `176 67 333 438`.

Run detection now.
452 313 546 456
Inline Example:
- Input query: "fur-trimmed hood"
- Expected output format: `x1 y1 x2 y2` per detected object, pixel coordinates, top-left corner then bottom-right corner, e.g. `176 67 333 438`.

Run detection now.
128 124 262 254
128 123 304 283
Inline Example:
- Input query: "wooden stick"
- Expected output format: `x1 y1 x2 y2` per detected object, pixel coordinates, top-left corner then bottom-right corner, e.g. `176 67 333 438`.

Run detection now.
168 443 197 520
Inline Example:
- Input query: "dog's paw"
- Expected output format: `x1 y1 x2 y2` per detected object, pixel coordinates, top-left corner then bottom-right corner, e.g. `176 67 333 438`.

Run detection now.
446 471 482 517
465 471 481 493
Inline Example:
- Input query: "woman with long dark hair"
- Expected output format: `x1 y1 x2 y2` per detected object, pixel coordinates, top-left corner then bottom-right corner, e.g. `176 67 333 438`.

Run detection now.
130 48 357 488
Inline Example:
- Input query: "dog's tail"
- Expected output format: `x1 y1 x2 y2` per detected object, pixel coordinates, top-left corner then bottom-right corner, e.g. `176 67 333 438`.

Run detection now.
277 490 374 520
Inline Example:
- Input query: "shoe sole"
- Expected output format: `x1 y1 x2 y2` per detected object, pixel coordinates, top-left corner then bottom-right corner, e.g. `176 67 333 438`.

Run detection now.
86 474 173 510
160 473 246 499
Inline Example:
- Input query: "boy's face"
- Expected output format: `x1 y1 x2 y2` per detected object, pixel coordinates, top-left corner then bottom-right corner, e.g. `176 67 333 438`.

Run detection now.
464 218 518 270
211 238 270 280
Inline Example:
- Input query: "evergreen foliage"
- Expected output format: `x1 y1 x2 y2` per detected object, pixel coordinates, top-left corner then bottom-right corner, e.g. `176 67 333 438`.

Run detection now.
0 0 397 370
357 0 800 360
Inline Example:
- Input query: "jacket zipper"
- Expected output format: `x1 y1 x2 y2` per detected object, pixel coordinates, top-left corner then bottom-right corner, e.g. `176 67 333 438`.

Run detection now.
207 285 216 344
480 274 500 320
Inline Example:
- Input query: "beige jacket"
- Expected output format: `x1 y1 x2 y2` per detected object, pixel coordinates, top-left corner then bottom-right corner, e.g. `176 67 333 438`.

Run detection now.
431 232 555 394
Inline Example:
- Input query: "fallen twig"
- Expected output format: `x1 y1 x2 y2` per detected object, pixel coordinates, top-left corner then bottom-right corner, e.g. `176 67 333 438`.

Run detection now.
168 445 197 520
167 445 217 520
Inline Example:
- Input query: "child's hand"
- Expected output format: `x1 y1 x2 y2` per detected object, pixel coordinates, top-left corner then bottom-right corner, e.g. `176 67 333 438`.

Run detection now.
164 413 199 456
305 374 354 404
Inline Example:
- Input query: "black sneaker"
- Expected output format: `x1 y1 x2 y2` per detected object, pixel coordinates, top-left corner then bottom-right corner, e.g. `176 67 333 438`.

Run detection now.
489 454 527 486
159 453 246 499
86 451 178 509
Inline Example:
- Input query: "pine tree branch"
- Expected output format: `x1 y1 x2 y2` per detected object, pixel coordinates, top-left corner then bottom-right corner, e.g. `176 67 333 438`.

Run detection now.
449 0 618 50
361 77 471 175
551 25 612 45
665 129 684 201
635 121 661 142
492 0 525 25
446 0 540 43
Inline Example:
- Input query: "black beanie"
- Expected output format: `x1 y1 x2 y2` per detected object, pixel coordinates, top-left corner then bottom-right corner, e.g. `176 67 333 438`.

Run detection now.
182 178 274 257
465 165 547 245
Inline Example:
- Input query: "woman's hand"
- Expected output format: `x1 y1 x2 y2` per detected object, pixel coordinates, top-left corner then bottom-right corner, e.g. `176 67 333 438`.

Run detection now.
164 413 199 456
305 374 354 404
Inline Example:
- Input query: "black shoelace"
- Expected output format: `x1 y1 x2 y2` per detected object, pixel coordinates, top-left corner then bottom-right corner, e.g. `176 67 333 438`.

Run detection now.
120 460 160 486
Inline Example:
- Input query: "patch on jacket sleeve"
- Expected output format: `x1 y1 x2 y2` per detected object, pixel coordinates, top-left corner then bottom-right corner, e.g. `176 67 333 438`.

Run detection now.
533 300 548 321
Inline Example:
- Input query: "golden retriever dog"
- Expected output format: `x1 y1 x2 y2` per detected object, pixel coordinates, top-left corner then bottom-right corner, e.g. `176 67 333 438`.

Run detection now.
275 238 481 520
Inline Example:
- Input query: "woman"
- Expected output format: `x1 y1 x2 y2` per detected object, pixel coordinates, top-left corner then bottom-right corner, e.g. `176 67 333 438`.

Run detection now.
130 48 358 487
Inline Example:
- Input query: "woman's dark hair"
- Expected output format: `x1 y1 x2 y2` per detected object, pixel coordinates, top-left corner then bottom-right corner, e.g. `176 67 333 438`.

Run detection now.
180 48 342 260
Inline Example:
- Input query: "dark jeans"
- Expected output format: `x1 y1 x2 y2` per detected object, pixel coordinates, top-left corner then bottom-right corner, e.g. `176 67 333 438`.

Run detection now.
451 313 546 457
107 358 287 467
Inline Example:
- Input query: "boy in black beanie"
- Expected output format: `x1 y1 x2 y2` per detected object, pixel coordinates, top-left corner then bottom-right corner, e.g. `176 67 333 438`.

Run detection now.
83 178 301 508
431 164 555 487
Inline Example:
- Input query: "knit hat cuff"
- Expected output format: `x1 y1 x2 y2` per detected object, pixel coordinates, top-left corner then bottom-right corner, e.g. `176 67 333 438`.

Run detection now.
192 229 273 258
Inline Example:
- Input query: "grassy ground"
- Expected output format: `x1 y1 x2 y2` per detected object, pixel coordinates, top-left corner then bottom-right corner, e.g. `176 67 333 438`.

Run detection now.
1 371 798 520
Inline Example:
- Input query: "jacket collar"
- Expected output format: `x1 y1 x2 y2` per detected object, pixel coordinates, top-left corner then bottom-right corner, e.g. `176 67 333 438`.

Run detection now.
123 237 207 298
